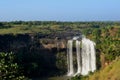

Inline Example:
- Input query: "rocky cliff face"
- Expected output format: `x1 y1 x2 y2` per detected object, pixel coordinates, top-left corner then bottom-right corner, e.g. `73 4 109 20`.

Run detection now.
0 33 68 77
0 33 102 77
0 33 68 52
0 34 31 52
41 38 66 49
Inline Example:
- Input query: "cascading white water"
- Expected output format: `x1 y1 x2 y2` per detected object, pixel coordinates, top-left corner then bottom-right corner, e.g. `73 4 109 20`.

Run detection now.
81 38 91 75
74 40 81 76
67 36 96 76
89 41 96 72
81 38 96 74
67 40 74 76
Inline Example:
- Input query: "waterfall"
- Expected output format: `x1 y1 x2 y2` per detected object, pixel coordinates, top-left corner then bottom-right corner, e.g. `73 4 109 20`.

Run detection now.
67 36 96 76
89 41 96 72
67 40 74 76
81 38 91 75
74 40 81 76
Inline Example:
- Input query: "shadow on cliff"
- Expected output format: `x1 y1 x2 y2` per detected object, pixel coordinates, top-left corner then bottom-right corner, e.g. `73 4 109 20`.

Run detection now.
0 34 66 78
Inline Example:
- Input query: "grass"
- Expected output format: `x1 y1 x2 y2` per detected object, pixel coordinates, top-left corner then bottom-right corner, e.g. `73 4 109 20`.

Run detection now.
0 25 51 35
0 26 30 34
88 57 120 80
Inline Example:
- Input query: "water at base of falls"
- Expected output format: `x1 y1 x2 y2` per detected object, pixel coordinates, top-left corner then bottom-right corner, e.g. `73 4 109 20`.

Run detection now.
67 37 96 76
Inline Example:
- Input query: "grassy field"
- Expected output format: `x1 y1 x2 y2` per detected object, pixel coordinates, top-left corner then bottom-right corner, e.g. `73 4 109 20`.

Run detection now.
0 25 51 34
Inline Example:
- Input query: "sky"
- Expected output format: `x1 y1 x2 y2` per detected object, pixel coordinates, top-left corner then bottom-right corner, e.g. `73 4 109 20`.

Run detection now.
0 0 120 21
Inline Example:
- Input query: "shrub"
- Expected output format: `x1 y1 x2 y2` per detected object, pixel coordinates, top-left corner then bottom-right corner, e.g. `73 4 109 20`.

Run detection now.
0 52 28 80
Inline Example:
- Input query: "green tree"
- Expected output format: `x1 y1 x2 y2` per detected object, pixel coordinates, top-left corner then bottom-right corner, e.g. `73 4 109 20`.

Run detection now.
0 52 28 80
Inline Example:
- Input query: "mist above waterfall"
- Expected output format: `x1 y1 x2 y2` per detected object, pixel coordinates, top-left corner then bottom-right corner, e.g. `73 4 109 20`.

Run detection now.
67 36 96 76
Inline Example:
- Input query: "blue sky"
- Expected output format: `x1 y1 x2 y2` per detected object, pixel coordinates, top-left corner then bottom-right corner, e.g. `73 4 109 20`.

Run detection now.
0 0 120 21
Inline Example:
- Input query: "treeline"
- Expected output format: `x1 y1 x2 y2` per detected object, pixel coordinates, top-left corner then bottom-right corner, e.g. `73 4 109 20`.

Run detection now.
0 21 120 35
1 21 120 28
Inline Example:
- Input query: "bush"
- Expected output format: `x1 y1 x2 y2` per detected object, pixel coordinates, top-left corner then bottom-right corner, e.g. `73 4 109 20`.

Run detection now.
0 52 28 80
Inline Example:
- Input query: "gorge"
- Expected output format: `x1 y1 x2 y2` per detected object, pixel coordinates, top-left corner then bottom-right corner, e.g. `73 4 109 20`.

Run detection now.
0 33 97 79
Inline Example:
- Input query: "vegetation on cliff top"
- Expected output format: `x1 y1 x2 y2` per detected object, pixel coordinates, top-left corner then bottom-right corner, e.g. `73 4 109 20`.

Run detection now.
0 21 120 35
